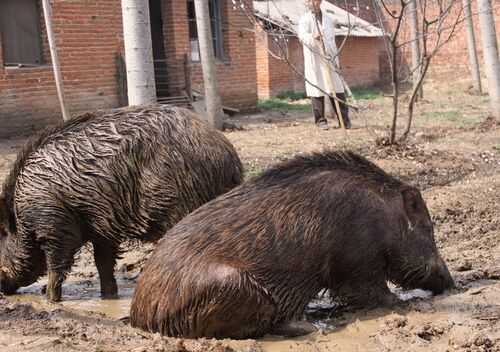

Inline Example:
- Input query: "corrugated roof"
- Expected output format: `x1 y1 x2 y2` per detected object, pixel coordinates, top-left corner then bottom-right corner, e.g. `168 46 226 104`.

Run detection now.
253 0 385 37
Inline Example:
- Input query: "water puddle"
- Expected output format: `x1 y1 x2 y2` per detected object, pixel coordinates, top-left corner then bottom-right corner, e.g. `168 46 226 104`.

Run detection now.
10 278 436 323
12 276 135 319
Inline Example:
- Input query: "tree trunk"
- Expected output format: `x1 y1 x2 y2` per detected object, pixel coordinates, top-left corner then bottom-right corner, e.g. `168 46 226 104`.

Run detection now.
463 0 482 94
121 0 156 106
408 0 422 100
41 0 70 121
194 0 223 130
390 46 400 144
403 57 431 140
477 0 500 118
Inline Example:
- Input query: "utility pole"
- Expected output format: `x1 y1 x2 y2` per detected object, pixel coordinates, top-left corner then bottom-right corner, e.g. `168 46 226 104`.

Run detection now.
408 0 422 99
121 0 156 106
41 0 70 121
463 0 482 94
477 0 500 118
194 0 223 130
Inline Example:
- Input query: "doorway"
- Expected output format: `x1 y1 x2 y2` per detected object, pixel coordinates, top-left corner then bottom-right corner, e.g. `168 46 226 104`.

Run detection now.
149 0 168 99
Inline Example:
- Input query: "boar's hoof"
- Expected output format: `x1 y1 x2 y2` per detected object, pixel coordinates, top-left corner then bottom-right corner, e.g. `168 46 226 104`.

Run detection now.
101 291 119 300
47 289 62 303
380 292 400 307
100 281 118 299
270 321 318 337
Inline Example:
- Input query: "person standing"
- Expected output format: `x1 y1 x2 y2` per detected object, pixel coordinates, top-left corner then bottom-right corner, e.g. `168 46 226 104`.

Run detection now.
298 0 351 130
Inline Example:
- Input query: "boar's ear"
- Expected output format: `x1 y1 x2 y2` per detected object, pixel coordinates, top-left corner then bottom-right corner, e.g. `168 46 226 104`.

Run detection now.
401 187 426 225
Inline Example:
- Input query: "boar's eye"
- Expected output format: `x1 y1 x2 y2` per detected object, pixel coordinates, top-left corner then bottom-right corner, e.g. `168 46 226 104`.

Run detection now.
411 199 419 210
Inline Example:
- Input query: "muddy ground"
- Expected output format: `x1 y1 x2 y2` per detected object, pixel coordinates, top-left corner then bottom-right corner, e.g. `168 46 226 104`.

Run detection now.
0 77 499 351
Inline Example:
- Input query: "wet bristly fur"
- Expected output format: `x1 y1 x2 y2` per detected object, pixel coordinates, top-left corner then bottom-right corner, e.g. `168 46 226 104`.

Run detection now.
0 105 243 295
130 150 453 339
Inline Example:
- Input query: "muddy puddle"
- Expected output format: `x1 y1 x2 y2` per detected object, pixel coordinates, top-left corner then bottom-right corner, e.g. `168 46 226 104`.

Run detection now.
6 276 465 352
257 288 442 352
257 283 499 352
10 278 433 321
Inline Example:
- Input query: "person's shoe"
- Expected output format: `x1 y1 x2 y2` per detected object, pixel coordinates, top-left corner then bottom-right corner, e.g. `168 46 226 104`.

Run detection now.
317 120 329 130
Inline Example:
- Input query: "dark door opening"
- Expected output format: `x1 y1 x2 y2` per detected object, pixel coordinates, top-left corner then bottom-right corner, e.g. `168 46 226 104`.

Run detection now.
149 0 168 99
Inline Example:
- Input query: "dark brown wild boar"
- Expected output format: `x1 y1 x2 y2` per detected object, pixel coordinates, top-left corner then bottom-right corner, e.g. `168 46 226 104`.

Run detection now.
130 150 454 339
0 105 243 302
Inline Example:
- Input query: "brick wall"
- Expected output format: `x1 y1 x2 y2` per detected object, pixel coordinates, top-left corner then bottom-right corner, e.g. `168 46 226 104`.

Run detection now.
255 28 384 99
340 36 384 87
255 29 306 99
265 37 305 97
1 0 258 138
255 28 271 98
0 0 124 138
357 0 500 77
163 0 257 110
428 0 500 75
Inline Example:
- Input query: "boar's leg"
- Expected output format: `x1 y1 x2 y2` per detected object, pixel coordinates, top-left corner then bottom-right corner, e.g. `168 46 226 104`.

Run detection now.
270 320 317 337
92 241 118 299
45 246 79 302
195 268 276 338
43 221 84 302
157 265 276 339
334 277 398 310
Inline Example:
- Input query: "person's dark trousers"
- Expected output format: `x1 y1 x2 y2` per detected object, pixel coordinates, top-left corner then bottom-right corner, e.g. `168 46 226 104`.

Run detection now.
311 96 327 124
311 94 351 128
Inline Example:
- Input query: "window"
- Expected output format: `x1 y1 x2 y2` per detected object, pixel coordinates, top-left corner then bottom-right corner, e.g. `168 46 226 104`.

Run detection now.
187 0 224 61
0 0 43 66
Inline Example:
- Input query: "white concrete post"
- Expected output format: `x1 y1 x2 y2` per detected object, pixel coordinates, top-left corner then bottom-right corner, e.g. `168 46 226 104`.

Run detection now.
121 0 156 106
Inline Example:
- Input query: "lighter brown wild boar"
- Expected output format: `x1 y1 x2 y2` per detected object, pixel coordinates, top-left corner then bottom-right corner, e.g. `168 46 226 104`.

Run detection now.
0 105 243 302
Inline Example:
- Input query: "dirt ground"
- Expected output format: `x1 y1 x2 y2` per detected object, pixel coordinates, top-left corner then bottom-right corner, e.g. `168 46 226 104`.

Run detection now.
0 77 499 351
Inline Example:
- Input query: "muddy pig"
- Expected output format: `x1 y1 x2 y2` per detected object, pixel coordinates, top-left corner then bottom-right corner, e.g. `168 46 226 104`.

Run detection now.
0 105 243 302
130 150 454 339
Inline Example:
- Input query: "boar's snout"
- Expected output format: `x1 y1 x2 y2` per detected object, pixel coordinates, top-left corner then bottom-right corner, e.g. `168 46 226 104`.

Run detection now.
420 256 455 294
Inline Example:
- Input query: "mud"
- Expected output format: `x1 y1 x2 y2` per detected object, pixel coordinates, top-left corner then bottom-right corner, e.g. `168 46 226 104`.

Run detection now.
0 78 499 351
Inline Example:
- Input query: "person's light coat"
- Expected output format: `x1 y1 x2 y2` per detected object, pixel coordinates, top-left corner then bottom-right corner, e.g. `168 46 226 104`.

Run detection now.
298 10 345 97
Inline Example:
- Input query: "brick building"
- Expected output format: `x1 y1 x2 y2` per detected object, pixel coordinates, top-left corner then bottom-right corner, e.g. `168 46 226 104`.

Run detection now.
330 0 500 78
0 0 257 138
379 0 500 76
255 0 500 99
254 0 385 99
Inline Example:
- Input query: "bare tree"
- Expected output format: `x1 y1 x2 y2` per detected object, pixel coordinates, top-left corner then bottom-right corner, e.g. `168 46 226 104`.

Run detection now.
375 0 410 143
375 0 464 142
462 0 482 94
121 0 156 106
477 0 500 118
